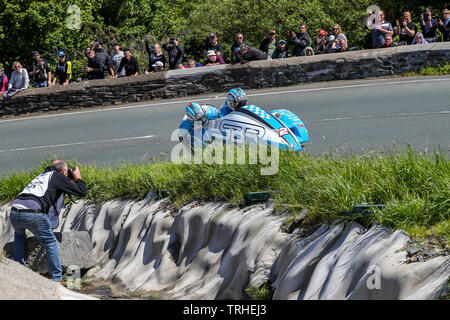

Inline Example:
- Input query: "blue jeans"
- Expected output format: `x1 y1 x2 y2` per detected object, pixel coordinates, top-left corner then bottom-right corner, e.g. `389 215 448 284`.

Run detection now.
34 81 48 88
9 210 62 281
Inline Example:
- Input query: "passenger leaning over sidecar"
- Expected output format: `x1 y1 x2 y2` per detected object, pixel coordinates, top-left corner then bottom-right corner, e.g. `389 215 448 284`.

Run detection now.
178 102 219 142
218 88 248 118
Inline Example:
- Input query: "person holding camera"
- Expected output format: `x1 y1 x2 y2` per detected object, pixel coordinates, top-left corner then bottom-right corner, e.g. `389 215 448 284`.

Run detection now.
9 160 87 287
29 51 51 88
145 36 166 73
315 30 328 55
162 37 184 70
421 8 438 42
289 24 311 56
395 11 417 45
365 10 393 49
438 9 450 42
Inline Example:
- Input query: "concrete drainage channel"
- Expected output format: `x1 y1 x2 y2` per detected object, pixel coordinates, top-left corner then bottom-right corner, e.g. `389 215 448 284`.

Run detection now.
0 195 449 300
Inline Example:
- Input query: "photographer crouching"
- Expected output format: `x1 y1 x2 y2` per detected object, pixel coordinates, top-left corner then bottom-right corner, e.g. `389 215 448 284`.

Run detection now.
9 160 87 287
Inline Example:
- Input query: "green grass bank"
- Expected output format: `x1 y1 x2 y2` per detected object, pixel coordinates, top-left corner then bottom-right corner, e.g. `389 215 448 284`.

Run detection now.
0 148 448 241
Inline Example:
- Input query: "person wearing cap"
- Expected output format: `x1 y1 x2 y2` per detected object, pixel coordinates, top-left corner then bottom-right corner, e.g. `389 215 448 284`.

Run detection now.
0 67 8 93
151 61 165 72
145 39 166 72
29 51 51 88
315 30 328 54
109 43 125 77
273 40 289 59
115 48 140 77
438 9 450 42
51 51 72 86
420 8 439 42
260 28 279 59
205 33 223 57
85 47 104 80
203 50 226 66
94 39 109 77
162 37 184 70
365 9 393 49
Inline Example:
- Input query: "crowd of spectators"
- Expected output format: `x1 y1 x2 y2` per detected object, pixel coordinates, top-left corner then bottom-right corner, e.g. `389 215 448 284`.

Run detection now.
2 7 450 98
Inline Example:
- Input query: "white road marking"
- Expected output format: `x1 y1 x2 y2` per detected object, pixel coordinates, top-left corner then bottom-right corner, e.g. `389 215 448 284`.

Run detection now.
0 77 449 124
310 111 450 122
0 135 155 153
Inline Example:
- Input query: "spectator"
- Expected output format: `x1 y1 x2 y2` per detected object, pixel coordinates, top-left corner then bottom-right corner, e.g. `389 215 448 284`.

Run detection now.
94 39 110 77
162 37 183 70
260 28 279 59
334 35 348 52
0 68 8 93
183 59 202 68
381 34 400 47
203 50 226 66
205 33 223 56
305 46 314 56
29 51 51 88
289 24 311 56
421 8 439 42
109 43 125 77
85 47 104 80
145 37 166 72
115 48 140 77
326 35 336 53
411 32 428 44
51 51 72 86
315 30 328 55
3 61 29 98
239 43 268 63
395 11 417 45
231 33 247 64
331 24 348 45
365 10 394 48
273 40 289 59
151 61 165 72
438 9 450 42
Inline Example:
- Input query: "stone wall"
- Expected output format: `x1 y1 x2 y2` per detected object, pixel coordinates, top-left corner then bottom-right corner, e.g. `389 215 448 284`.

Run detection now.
1 42 449 117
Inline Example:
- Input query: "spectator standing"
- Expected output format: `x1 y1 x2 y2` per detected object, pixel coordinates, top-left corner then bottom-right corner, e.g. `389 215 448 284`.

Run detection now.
273 40 289 59
108 43 125 77
366 10 394 48
51 51 72 86
421 8 439 42
115 48 140 77
183 59 202 68
231 33 247 64
85 47 104 80
438 9 450 42
315 30 328 54
239 43 268 63
9 160 87 286
0 68 8 93
395 11 417 44
289 24 311 56
205 33 223 56
145 37 166 72
94 39 110 77
3 61 29 98
29 51 51 88
260 28 279 59
162 37 183 70
203 50 226 66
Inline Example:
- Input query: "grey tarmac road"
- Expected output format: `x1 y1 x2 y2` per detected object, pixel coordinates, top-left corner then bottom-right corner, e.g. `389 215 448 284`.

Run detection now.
0 75 449 175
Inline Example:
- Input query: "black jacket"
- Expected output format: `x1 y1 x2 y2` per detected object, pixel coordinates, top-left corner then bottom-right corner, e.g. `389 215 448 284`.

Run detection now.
95 48 110 75
162 43 184 69
117 56 140 76
14 165 87 214
273 47 289 59
259 38 280 55
241 47 268 62
145 41 166 72
439 21 450 41
87 56 104 80
290 32 311 56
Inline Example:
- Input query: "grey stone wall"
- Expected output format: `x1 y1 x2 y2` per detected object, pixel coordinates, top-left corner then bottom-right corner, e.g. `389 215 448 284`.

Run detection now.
1 42 449 117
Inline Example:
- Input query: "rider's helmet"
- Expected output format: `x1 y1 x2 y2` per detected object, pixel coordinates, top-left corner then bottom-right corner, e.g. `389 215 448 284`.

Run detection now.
227 88 247 110
185 102 208 124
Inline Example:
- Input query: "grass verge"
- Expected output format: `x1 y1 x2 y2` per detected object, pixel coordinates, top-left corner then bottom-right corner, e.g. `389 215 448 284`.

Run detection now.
0 147 448 241
402 62 450 77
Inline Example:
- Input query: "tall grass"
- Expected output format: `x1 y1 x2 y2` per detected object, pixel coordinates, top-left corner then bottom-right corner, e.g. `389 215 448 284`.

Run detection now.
0 148 448 239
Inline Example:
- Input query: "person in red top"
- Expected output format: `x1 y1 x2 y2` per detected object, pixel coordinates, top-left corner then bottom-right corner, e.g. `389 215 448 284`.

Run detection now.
0 68 8 93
